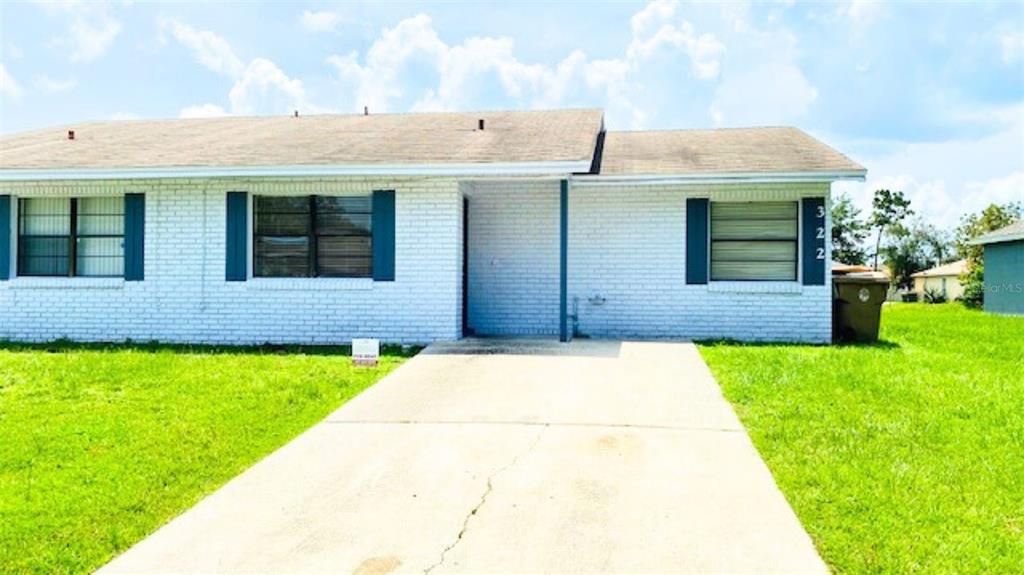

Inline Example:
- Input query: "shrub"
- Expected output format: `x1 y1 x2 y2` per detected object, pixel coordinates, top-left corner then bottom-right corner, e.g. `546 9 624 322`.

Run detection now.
960 262 985 309
923 288 947 304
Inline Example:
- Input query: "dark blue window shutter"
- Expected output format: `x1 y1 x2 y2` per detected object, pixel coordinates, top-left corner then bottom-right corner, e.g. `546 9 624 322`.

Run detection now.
372 190 396 281
0 195 10 281
686 198 708 285
225 192 248 281
123 194 146 281
802 197 826 285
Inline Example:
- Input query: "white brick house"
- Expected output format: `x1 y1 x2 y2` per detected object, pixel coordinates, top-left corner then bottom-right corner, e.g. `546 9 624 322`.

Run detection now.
0 109 865 344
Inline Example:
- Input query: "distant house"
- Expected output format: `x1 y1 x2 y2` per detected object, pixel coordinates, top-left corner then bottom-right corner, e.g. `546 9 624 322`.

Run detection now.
0 108 867 344
970 221 1024 315
911 259 967 301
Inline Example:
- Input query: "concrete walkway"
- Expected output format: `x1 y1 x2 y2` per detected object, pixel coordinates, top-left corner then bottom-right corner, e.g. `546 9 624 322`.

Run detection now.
98 339 827 574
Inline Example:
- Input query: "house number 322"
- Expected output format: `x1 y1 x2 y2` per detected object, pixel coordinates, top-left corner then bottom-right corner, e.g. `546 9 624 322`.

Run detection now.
815 203 826 259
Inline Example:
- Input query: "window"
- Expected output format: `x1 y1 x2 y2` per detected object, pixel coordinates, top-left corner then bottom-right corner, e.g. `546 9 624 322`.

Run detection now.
254 195 372 278
710 201 798 281
18 197 124 277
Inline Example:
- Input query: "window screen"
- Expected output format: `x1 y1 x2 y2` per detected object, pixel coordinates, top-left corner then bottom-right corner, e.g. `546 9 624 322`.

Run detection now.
254 194 372 278
17 197 124 277
710 202 798 281
76 197 125 277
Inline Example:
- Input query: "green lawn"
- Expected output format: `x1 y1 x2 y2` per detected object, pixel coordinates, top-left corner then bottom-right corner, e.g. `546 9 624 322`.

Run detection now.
0 342 412 574
699 304 1024 574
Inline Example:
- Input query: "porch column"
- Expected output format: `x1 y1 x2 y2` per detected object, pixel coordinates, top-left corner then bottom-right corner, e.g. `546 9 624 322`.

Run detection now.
560 179 569 342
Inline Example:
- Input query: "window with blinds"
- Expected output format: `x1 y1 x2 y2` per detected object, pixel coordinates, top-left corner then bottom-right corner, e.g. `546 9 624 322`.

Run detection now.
17 197 125 277
254 195 372 278
710 201 798 281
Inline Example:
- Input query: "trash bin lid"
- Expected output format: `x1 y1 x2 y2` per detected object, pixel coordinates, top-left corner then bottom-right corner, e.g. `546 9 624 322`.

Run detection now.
832 272 890 286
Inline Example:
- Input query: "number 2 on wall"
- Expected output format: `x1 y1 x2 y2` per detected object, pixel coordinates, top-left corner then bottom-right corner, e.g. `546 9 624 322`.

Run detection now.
816 247 825 260
816 226 825 239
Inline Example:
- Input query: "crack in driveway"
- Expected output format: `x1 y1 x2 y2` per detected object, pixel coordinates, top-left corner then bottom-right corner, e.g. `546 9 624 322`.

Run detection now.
422 424 548 574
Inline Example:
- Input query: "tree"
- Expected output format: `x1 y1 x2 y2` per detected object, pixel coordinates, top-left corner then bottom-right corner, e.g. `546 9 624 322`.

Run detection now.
831 193 869 265
881 220 951 291
954 202 1022 308
954 202 1022 262
869 189 914 270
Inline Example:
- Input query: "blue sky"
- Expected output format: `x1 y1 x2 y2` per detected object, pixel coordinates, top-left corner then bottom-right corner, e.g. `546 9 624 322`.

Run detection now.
1 1 1022 228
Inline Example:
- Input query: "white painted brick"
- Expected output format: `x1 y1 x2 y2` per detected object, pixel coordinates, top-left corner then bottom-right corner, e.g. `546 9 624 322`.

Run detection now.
1 177 462 345
1 177 833 344
568 182 832 343
464 181 560 336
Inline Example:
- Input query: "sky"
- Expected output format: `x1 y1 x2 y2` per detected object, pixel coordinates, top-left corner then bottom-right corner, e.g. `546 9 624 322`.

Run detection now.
1 0 1022 229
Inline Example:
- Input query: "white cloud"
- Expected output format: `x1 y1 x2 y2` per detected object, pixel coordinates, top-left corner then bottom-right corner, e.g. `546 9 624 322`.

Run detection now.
833 106 1024 229
998 31 1024 64
179 103 228 118
41 2 122 62
67 13 121 62
709 56 817 125
326 5 724 128
160 19 245 78
708 24 816 126
1 63 24 101
963 171 1024 211
299 10 345 33
32 75 77 93
631 0 678 37
229 58 312 115
843 0 886 30
163 20 315 116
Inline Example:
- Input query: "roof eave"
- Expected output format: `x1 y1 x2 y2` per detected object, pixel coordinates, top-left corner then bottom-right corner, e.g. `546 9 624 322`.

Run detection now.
571 170 866 186
0 160 593 181
968 232 1024 246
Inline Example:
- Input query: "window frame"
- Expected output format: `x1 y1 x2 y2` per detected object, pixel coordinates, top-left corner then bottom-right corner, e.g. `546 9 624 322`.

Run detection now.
708 200 800 283
16 196 126 279
251 194 374 279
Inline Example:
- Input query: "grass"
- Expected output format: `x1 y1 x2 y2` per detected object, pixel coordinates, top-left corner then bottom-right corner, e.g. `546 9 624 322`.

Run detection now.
0 341 414 574
699 304 1024 574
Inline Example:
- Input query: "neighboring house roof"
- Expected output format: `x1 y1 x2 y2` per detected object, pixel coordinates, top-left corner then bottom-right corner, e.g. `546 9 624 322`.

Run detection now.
968 220 1024 245
910 259 968 278
0 109 604 178
597 127 866 179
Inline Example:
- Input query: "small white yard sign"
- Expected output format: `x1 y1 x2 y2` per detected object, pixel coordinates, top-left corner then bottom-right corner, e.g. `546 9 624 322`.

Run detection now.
352 338 380 367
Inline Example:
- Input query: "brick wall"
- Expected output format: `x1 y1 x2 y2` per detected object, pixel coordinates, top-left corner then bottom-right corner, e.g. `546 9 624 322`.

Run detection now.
0 176 463 344
568 182 832 343
463 180 560 336
459 180 831 342
1 177 833 344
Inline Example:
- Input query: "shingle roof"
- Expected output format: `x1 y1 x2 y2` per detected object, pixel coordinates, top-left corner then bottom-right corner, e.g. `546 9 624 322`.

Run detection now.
0 109 604 171
598 127 865 176
910 259 968 278
969 220 1024 245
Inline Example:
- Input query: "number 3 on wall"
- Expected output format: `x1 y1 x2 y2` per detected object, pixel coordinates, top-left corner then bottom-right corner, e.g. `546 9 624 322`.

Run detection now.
816 205 826 218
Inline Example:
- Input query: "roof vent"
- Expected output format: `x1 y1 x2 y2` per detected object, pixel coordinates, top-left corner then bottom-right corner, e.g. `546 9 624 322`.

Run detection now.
478 118 485 130
364 106 369 116
293 110 299 118
67 130 75 140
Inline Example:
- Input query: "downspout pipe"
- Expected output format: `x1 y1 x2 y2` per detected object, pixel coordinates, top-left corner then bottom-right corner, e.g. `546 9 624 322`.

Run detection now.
559 178 569 342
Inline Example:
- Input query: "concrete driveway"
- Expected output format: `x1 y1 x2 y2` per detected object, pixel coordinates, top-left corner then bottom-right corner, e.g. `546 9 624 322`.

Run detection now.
99 339 827 574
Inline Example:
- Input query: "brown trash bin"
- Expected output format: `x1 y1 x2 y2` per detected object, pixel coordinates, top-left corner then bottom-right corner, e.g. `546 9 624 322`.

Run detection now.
832 273 890 343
